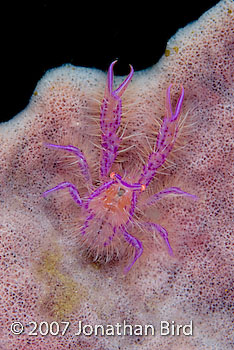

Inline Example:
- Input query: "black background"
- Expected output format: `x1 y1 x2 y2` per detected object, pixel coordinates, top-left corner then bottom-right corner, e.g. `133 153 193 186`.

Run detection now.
1 1 218 122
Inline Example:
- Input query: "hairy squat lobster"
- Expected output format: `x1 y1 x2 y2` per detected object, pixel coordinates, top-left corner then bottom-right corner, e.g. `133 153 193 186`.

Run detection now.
42 61 197 273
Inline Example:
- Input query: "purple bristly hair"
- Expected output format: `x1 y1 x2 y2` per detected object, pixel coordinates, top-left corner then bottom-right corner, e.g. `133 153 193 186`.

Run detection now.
80 211 95 235
103 226 117 247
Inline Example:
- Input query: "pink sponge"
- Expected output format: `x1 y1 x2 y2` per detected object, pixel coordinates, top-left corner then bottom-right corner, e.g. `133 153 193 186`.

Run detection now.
0 1 233 349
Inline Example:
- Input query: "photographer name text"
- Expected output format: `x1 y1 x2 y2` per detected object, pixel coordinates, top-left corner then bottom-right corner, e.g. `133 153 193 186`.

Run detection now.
75 320 193 336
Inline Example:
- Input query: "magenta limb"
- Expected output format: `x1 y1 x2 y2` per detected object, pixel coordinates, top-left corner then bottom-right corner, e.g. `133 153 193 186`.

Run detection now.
146 186 198 206
44 143 91 184
139 85 185 187
129 191 138 219
156 84 184 155
100 61 134 177
112 173 144 191
120 226 143 273
144 222 173 256
166 84 184 122
100 134 120 178
42 181 82 206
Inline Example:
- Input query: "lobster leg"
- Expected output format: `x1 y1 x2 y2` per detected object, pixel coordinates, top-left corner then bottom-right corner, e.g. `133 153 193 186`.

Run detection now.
44 143 91 184
139 85 184 187
100 61 134 178
146 186 197 206
121 226 143 273
42 181 82 206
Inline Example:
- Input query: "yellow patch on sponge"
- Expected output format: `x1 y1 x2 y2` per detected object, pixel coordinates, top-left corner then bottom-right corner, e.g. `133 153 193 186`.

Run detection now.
35 247 87 320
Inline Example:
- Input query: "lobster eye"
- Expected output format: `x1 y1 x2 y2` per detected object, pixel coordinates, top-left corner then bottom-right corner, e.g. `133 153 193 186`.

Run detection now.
117 187 126 197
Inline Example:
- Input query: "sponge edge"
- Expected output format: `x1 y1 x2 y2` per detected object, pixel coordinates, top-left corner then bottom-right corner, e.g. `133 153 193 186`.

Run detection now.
0 1 234 349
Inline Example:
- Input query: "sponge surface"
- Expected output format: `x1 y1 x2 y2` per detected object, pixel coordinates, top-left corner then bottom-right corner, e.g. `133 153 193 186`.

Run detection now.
0 1 233 349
